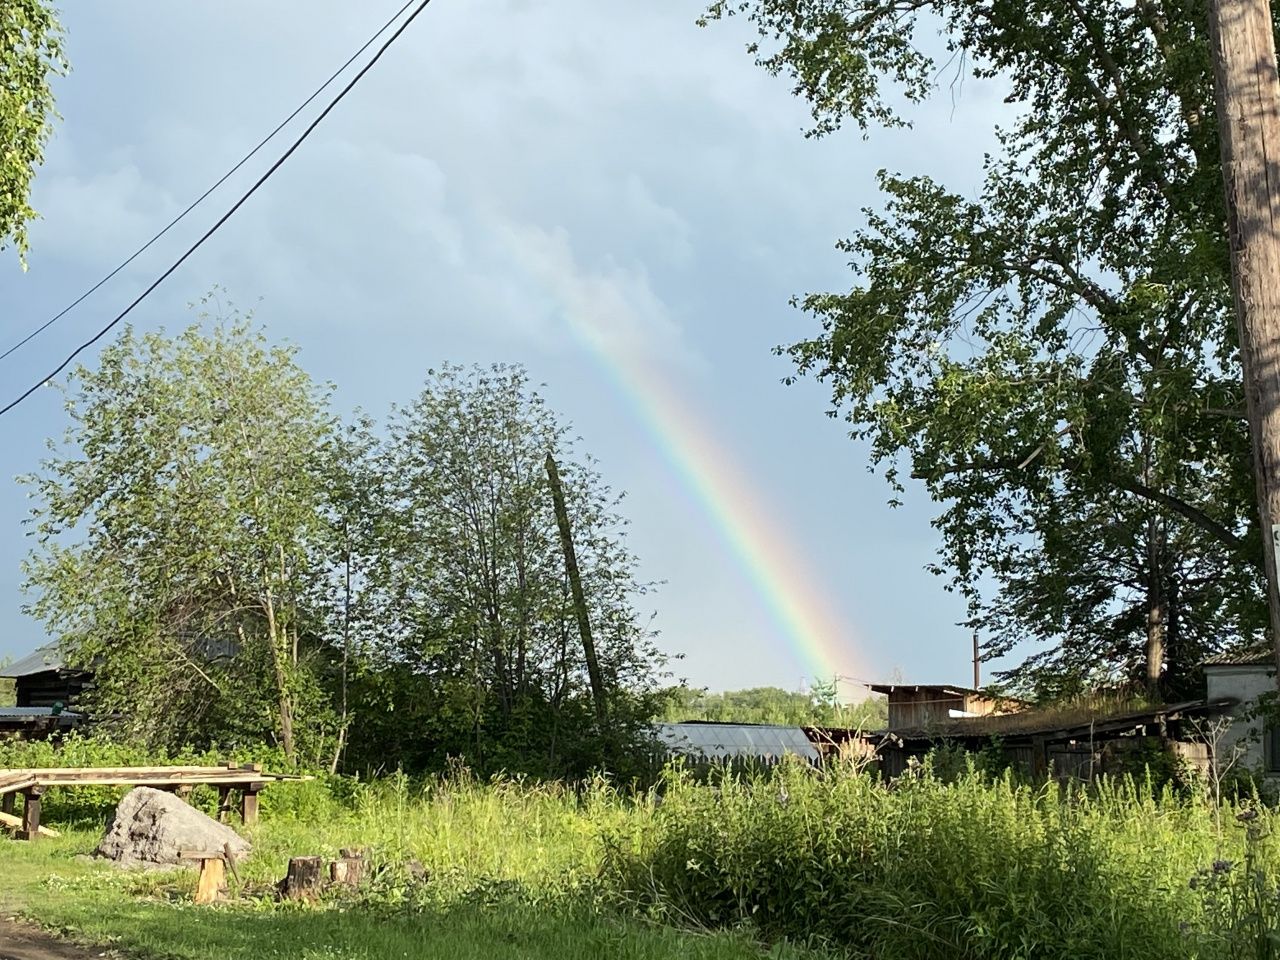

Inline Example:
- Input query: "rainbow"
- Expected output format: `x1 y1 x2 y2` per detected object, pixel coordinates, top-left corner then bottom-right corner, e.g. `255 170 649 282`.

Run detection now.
570 326 866 689
501 221 866 690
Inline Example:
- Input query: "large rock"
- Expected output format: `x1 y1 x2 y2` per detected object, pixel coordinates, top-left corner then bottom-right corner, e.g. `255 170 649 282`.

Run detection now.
97 786 251 867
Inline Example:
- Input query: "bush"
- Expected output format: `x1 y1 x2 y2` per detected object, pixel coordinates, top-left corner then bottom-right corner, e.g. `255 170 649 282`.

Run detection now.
601 759 1263 960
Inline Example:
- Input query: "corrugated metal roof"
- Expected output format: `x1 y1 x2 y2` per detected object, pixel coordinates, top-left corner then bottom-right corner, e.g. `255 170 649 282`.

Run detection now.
0 643 66 678
1202 649 1274 667
655 722 820 763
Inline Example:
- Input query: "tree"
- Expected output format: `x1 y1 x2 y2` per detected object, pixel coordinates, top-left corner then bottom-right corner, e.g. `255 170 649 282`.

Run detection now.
22 312 340 759
347 364 667 777
1 0 65 263
662 684 889 728
702 0 1268 696
1206 0 1280 676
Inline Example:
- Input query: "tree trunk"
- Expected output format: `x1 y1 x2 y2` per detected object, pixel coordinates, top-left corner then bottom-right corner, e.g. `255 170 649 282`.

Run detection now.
1209 0 1280 681
261 581 296 761
545 453 607 723
1145 518 1166 698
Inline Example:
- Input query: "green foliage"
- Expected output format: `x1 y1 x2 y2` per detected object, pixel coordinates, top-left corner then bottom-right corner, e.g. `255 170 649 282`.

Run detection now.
22 318 669 778
22 309 341 762
702 0 1267 696
2 762 1276 958
663 685 887 729
604 762 1266 959
345 364 668 779
0 0 64 265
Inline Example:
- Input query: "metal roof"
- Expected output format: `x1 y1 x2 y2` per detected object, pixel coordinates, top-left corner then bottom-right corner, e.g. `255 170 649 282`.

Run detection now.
1202 649 1274 667
0 643 66 678
0 707 82 719
655 722 820 763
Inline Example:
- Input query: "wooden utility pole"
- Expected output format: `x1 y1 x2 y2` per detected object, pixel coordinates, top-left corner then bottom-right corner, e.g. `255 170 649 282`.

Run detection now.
1209 0 1280 677
545 453 607 723
972 630 980 689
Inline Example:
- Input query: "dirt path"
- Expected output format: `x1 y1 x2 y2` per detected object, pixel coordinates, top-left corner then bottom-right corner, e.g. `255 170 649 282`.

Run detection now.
0 917 108 960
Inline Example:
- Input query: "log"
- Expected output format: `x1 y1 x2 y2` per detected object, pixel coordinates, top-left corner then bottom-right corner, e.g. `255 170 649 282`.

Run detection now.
0 810 59 838
280 856 325 900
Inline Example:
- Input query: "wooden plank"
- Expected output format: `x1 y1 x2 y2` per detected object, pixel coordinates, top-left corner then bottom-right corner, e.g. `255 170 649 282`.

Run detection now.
0 810 58 838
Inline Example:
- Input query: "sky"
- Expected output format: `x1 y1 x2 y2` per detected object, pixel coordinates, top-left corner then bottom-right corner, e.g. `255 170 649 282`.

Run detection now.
0 0 1016 696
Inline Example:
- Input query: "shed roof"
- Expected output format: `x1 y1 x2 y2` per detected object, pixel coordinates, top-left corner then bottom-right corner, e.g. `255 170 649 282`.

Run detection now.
867 698 1233 743
655 721 820 763
0 643 66 678
1202 648 1274 668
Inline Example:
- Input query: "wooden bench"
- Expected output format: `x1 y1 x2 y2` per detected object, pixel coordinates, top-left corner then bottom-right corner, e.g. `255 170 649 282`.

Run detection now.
0 764 309 841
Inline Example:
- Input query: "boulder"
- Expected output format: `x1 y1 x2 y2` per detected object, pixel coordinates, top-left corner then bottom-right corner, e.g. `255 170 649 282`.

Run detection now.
97 786 250 867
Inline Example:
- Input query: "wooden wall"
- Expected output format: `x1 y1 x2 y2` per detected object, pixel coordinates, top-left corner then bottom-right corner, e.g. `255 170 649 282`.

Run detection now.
15 670 87 709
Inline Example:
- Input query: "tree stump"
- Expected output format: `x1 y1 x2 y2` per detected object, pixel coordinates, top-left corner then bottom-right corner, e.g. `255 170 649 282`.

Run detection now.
280 856 325 900
329 848 366 887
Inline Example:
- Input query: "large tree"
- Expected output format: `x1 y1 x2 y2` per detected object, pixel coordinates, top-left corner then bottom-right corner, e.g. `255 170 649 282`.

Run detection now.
23 315 340 760
704 0 1267 697
346 364 668 777
1 0 65 263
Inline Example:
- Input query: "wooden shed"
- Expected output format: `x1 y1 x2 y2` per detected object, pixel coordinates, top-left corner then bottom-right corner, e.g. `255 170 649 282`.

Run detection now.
869 683 1026 732
1 643 90 709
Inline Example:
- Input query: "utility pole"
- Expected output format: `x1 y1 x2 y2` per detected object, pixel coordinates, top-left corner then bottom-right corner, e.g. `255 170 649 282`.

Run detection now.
1209 0 1280 678
545 453 607 723
972 630 980 689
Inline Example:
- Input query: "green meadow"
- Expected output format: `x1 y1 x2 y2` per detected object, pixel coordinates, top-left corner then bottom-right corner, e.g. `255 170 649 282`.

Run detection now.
3 754 1278 960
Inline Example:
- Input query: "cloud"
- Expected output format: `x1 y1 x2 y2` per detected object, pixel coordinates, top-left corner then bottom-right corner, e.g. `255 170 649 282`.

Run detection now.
492 216 702 373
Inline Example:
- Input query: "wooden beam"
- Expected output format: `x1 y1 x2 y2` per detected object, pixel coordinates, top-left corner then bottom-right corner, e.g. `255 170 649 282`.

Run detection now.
18 786 43 841
0 810 58 838
241 783 264 826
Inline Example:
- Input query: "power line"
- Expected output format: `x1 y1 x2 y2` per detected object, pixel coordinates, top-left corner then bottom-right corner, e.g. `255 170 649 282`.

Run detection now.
0 0 418 366
0 0 434 419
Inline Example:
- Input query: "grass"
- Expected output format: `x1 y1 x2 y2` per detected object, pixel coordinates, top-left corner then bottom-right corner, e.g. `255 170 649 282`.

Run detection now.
1 750 1278 959
1 832 816 960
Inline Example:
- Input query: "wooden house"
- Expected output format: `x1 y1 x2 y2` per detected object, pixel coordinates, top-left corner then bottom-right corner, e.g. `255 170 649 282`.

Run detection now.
1 643 90 709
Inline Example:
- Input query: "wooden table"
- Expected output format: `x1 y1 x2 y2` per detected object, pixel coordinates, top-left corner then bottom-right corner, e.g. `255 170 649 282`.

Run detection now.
0 764 309 840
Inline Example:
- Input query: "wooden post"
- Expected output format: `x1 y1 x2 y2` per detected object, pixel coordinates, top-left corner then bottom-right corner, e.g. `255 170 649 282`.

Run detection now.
1209 0 1280 670
194 857 226 904
545 453 607 722
1 792 14 817
216 785 233 823
18 786 43 841
1031 737 1049 779
241 782 263 826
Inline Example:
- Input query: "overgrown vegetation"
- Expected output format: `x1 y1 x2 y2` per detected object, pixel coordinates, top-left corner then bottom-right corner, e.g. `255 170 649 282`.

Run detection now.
21 317 668 780
1 747 1276 960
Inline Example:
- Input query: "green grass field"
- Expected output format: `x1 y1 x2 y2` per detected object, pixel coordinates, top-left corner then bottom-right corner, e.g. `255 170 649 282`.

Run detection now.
1 756 1276 960
1 832 815 960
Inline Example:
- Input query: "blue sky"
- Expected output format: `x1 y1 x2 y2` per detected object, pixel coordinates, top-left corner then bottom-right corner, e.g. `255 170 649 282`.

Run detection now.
0 0 1017 694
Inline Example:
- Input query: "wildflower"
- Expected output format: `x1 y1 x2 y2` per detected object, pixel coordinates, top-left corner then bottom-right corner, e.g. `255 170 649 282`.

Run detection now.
1213 859 1233 874
1237 807 1259 823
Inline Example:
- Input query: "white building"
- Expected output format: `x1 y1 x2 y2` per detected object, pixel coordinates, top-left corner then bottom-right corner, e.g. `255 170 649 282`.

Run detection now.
1203 649 1279 776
